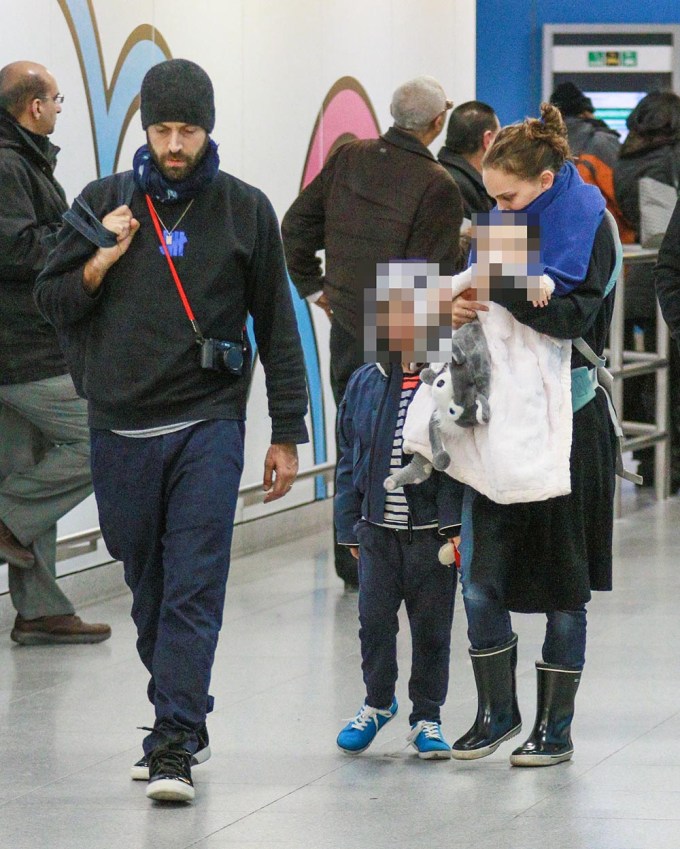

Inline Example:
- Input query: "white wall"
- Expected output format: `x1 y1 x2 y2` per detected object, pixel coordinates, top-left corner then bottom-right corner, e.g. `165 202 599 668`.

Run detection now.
0 0 476 579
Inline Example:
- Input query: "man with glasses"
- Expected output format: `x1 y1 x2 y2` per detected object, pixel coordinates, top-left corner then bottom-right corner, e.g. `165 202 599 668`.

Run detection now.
0 61 110 644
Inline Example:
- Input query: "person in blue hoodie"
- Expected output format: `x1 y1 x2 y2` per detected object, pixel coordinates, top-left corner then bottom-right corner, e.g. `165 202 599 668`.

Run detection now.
335 353 463 759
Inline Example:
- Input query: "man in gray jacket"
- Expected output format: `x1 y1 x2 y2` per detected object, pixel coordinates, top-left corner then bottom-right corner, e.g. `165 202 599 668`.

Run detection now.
0 61 110 644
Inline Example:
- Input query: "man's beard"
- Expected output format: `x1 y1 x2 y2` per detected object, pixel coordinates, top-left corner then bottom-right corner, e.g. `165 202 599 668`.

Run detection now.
150 137 209 181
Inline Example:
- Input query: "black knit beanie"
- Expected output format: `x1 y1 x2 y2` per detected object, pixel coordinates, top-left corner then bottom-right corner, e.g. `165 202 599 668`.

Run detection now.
140 59 215 132
550 82 594 117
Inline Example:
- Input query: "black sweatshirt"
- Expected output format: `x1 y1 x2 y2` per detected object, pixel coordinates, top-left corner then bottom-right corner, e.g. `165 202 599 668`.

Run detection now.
35 170 309 443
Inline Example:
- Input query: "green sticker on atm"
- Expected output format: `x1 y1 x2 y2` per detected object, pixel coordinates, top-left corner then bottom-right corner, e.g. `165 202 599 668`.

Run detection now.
588 49 637 68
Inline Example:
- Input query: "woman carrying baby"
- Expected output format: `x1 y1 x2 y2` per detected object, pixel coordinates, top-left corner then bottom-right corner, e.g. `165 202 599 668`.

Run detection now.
451 103 620 766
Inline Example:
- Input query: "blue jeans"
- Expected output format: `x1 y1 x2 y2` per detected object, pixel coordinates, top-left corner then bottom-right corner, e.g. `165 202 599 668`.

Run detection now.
355 522 457 725
459 490 586 670
90 420 244 755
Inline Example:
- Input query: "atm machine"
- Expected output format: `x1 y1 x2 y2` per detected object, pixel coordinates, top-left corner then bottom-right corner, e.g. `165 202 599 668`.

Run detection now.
543 23 680 508
543 24 680 139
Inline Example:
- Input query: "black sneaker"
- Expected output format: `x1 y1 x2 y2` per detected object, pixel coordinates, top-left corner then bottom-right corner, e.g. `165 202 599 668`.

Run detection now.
146 741 194 802
131 724 210 780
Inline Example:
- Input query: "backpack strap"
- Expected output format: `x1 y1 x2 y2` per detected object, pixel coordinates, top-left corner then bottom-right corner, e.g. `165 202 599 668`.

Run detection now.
117 170 135 206
570 346 642 484
594 365 643 485
573 336 605 368
603 208 623 298
572 213 640 483
574 155 597 183
62 172 136 248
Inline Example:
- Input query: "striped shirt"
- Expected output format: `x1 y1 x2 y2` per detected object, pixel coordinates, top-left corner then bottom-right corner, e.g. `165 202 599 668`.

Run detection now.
381 372 437 530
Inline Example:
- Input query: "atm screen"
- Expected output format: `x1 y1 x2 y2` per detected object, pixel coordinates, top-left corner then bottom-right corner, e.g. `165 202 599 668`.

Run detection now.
584 91 646 141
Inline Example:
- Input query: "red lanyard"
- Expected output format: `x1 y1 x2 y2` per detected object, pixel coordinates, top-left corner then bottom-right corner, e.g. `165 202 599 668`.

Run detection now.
145 193 204 342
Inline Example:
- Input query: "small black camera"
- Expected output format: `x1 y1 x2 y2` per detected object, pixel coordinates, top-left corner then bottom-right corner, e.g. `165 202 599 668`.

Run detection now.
199 338 245 375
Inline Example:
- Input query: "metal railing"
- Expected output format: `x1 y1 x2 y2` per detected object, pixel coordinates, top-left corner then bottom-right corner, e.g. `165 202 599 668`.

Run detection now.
12 248 675 566
53 459 336 562
606 246 669 516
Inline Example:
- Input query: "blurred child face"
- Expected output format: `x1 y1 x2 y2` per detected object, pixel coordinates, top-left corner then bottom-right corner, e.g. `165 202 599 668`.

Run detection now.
384 292 415 356
383 287 454 361
368 263 455 363
483 167 554 211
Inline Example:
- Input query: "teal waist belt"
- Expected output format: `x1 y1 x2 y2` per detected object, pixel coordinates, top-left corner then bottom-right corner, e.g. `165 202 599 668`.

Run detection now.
571 366 598 413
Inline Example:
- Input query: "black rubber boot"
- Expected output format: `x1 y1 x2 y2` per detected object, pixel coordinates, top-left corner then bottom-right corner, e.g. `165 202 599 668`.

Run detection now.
451 633 522 760
510 662 581 767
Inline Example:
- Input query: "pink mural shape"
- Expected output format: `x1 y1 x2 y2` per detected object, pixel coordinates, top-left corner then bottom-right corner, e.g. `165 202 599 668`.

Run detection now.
301 83 381 189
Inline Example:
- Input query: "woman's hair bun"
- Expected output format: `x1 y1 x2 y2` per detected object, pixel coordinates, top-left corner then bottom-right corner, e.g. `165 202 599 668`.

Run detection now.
483 102 570 179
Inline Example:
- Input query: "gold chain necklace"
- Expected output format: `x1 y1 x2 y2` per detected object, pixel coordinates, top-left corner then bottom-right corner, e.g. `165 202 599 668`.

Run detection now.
151 199 194 245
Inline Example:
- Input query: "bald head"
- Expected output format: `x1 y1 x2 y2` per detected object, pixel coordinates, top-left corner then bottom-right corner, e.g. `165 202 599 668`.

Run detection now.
0 61 61 135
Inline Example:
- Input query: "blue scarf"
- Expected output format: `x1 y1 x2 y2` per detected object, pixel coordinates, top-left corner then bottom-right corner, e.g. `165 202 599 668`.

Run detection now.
132 138 220 203
520 160 605 295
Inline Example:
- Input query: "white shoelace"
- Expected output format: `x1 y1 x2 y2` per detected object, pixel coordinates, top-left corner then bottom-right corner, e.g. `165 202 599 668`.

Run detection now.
348 704 394 731
406 720 442 743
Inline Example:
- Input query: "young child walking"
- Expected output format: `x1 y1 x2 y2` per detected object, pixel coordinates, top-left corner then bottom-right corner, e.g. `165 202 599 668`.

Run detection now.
334 361 462 758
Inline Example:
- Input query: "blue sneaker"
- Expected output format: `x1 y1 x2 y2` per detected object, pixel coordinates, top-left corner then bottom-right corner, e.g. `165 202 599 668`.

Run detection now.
336 697 398 754
407 721 452 760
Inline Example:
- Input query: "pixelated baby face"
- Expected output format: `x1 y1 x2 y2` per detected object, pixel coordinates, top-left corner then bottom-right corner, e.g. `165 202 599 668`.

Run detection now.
471 211 543 302
364 262 455 363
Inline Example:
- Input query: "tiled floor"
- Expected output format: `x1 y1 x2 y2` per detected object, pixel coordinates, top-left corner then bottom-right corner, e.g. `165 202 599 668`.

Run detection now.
2 490 680 849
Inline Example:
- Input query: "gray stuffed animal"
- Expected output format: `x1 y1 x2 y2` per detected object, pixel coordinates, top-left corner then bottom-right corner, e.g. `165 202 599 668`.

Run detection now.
383 452 433 492
383 320 492 492
435 319 492 429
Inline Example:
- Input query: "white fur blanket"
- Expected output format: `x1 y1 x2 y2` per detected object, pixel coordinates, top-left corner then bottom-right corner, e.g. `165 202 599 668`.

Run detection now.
402 277 573 504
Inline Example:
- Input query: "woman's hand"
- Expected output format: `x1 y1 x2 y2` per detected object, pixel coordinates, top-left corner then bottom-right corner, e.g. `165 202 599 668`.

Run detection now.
452 293 489 328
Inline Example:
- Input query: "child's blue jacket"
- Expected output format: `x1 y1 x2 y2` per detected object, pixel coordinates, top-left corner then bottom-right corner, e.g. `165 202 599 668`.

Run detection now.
335 363 464 547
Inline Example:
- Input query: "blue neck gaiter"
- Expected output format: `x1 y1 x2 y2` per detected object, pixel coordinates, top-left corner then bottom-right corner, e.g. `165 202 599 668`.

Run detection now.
133 138 220 203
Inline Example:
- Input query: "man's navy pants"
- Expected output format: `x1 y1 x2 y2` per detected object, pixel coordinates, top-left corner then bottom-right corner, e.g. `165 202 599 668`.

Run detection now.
90 420 244 755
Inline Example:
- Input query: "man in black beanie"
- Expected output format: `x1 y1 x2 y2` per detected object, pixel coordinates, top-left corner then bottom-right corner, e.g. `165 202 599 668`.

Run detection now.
550 80 629 242
35 58 309 804
550 80 621 170
140 58 216 134
550 81 595 118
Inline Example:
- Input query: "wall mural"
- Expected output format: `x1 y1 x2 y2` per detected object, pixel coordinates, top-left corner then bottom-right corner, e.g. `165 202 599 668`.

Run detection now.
57 1 381 502
295 77 381 497
57 0 171 176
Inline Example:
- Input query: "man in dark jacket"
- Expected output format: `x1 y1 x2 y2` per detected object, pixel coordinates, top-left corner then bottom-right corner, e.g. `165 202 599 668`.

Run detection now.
655 199 680 337
614 92 680 486
35 59 309 804
0 61 110 645
551 82 621 174
282 76 463 588
438 100 498 219
550 82 631 243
